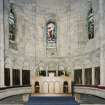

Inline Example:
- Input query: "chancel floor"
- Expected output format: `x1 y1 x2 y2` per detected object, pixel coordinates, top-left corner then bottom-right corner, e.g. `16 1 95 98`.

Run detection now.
0 94 105 105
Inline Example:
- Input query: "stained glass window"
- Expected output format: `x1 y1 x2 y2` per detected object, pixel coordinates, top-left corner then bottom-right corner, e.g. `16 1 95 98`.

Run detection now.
87 2 94 40
8 3 17 50
46 21 57 48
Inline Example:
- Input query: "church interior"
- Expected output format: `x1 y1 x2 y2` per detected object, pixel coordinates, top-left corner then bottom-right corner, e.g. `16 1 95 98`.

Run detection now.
0 0 105 105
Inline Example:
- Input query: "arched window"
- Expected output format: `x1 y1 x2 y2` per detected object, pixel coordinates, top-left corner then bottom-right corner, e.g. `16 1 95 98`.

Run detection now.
46 21 57 48
9 3 17 49
87 1 94 40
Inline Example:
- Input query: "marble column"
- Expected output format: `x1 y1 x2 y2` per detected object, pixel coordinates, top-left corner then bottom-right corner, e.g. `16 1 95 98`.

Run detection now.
71 70 74 81
56 70 58 76
46 66 48 76
99 0 105 86
82 68 85 85
38 71 39 76
0 0 5 87
56 64 59 76
30 70 34 86
92 67 95 85
20 69 22 86
10 68 13 86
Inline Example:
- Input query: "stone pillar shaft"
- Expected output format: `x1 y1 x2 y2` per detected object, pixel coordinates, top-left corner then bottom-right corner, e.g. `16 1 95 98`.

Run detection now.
46 66 48 76
0 0 4 87
10 68 13 86
92 67 95 85
82 69 85 85
99 0 105 86
20 69 22 86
